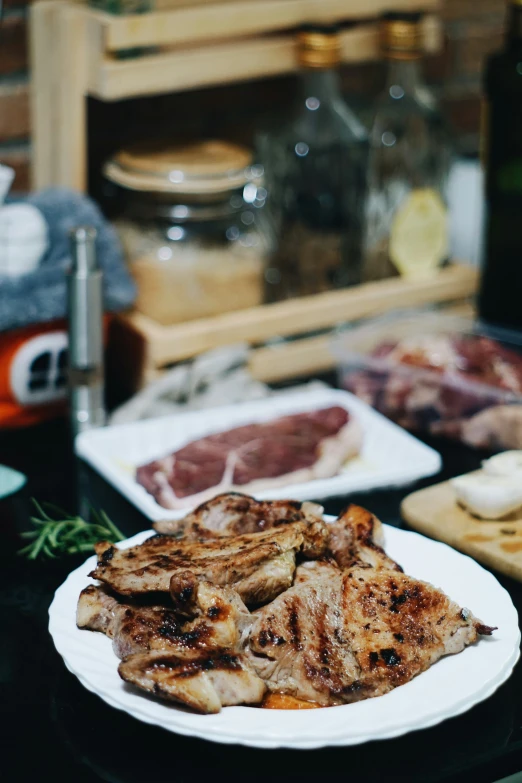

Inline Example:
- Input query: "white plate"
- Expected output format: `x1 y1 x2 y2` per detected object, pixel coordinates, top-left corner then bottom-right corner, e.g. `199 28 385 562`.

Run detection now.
75 388 441 522
49 523 520 750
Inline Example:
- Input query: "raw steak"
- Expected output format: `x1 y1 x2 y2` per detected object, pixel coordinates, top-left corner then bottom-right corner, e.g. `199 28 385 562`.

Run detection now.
136 406 362 510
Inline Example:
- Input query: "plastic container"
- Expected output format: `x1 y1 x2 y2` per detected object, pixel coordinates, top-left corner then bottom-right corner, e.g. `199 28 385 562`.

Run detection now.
332 311 522 451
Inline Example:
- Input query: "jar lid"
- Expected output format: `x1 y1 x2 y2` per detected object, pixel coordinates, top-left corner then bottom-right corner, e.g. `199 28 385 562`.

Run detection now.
104 140 259 196
380 12 423 61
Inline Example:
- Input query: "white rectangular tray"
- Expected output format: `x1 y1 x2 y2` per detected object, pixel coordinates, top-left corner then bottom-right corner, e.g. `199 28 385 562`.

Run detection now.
75 388 441 522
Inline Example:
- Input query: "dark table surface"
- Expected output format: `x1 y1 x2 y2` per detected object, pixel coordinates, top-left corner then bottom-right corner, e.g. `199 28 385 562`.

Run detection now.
1 416 522 783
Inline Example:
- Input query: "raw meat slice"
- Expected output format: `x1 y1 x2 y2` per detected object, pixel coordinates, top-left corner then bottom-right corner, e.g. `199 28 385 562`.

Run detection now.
345 333 522 449
136 406 362 510
247 567 494 706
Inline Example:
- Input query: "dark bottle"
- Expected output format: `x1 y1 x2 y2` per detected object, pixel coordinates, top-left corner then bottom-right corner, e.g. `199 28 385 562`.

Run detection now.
258 24 368 302
479 0 522 330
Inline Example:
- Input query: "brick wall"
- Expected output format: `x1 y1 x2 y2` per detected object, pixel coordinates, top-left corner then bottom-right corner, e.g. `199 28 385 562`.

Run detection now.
0 0 507 193
0 1 30 191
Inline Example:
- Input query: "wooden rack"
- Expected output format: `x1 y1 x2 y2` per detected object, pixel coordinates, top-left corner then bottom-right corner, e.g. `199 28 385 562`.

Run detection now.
30 0 442 191
31 0 457 391
110 265 479 389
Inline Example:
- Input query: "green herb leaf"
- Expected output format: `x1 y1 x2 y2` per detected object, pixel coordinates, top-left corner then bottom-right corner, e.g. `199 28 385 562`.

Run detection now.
17 500 126 561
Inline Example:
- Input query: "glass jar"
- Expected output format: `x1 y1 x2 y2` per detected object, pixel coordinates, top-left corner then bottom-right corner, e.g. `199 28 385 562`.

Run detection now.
104 141 267 325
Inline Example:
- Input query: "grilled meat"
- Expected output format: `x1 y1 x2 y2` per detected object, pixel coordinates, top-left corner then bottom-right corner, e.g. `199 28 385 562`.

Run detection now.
153 493 324 539
327 504 403 571
90 520 328 604
77 581 252 660
118 650 266 714
248 567 494 706
78 581 265 713
155 499 400 576
79 495 496 715
294 559 340 584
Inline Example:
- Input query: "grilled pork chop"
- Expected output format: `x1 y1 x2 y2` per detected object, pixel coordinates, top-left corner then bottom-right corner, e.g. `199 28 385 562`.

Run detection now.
118 650 266 713
78 581 265 712
294 559 340 584
327 504 403 571
77 581 252 659
248 567 494 706
91 520 328 604
153 493 324 538
154 496 400 573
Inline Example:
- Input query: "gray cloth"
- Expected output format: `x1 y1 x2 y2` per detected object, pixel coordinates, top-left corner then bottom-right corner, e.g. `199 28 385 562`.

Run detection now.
0 188 136 332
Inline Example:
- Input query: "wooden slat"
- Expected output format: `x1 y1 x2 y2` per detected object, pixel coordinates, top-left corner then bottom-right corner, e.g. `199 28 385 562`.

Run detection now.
153 0 270 9
30 1 63 189
101 0 441 52
120 265 479 366
92 17 441 99
248 335 333 383
56 5 89 189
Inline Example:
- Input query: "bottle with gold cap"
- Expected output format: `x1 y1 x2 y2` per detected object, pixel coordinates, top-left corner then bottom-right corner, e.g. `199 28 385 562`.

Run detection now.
479 0 522 330
362 12 451 282
258 23 368 302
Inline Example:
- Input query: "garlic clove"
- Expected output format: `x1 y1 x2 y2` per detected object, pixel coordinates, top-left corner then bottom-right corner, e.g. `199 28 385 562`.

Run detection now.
451 473 522 519
482 450 522 479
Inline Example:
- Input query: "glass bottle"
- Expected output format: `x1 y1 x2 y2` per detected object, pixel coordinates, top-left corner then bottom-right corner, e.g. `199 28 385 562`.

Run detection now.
362 12 451 282
259 24 368 302
479 0 522 330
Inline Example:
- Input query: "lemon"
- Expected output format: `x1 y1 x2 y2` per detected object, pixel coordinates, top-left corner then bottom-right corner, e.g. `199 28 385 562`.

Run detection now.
389 188 448 278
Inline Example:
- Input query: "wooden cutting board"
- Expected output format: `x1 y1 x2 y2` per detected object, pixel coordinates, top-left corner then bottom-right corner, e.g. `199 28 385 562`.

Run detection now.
401 474 522 582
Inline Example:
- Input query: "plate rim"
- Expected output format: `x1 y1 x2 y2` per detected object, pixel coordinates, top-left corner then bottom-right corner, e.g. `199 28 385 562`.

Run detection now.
48 523 521 749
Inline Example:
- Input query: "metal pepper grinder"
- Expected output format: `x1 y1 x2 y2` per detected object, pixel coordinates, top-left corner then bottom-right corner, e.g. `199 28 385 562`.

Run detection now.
67 226 106 436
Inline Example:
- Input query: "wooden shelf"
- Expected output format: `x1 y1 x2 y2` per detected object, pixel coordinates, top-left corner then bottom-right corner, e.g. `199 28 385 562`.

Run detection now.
30 0 442 190
97 0 441 52
111 265 479 389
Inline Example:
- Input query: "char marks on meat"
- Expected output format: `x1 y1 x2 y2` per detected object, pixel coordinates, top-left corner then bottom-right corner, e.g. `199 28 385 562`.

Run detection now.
137 406 362 510
118 650 266 714
79 580 266 713
90 519 329 604
154 492 325 538
78 494 496 714
77 581 252 659
248 567 494 706
327 504 403 571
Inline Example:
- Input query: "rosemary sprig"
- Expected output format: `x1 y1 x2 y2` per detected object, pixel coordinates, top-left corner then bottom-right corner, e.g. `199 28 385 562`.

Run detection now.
18 500 125 561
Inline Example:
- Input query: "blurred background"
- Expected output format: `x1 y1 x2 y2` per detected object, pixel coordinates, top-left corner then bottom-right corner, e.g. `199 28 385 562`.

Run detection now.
0 1 499 191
